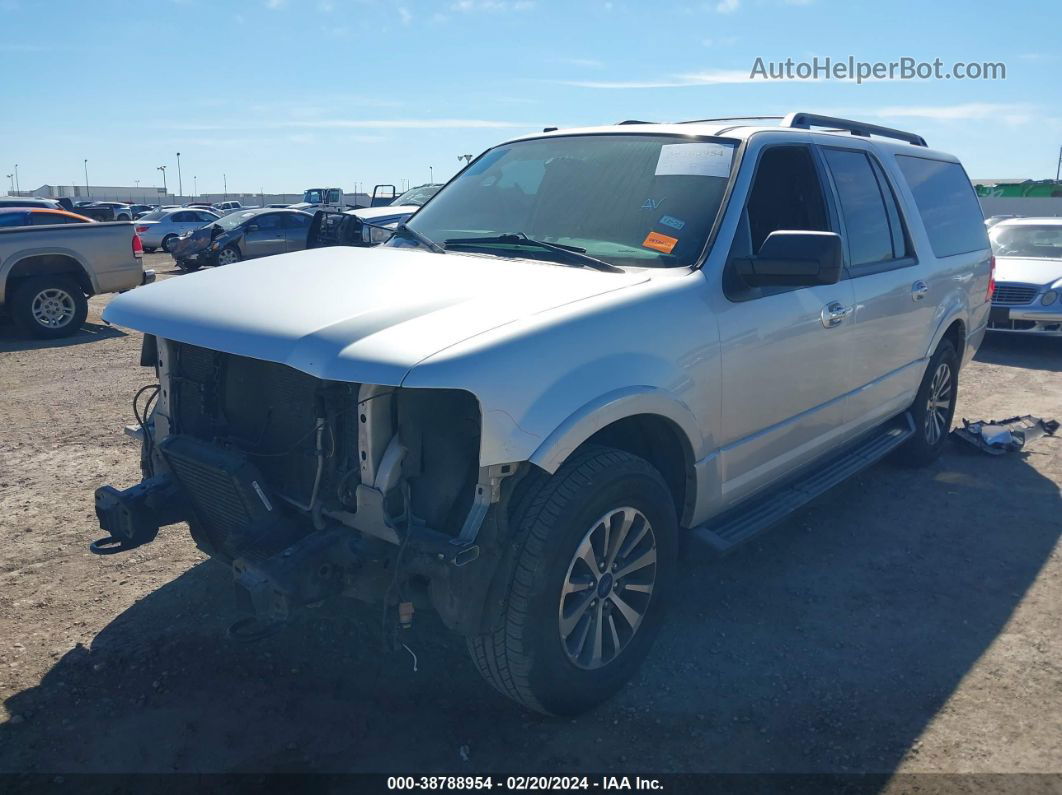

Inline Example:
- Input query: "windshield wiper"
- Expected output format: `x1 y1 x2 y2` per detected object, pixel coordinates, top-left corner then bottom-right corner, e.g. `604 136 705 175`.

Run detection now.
360 219 445 254
443 233 622 272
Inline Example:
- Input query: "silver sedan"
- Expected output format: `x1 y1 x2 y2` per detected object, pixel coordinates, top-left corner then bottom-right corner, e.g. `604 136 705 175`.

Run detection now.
134 207 220 253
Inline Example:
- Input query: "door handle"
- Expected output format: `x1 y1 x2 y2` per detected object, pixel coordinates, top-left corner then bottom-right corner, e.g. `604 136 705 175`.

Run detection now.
820 301 854 328
912 280 929 301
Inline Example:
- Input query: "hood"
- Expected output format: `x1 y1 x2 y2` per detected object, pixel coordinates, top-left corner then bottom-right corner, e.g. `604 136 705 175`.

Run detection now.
994 256 1062 287
103 246 649 385
170 223 222 257
348 204 418 223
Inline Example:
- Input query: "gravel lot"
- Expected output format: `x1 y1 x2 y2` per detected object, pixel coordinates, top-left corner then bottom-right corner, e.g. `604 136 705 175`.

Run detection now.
0 251 1060 777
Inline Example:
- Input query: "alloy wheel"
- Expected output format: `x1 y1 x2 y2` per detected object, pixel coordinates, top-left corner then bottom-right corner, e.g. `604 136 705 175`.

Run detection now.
31 288 76 329
558 506 657 670
924 362 953 445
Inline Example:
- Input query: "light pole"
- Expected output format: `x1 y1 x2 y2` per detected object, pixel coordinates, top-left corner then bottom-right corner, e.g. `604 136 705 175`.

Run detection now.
223 173 227 202
193 175 198 197
429 166 433 183
176 152 183 200
83 159 89 200
14 163 20 195
157 165 167 204
5 173 12 195
457 154 473 167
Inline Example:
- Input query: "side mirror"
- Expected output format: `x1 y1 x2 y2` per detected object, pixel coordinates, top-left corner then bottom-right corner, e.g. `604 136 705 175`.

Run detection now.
737 230 843 287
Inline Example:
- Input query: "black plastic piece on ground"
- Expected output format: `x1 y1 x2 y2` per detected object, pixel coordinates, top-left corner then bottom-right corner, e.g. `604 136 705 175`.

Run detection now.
226 616 283 644
89 536 129 555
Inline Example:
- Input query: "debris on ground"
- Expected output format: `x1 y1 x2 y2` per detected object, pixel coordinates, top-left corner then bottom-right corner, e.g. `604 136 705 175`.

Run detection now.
952 415 1059 455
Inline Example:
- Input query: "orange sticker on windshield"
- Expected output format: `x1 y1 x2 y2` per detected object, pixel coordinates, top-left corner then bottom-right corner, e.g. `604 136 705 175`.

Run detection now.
642 231 678 254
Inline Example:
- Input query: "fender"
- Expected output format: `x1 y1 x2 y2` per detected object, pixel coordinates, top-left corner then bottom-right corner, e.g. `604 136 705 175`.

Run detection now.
527 385 704 475
924 288 968 362
0 244 97 305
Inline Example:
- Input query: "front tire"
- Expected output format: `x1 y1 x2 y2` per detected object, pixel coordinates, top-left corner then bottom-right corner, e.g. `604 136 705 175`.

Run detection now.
894 339 958 467
175 259 201 272
10 275 88 339
215 245 241 266
468 445 677 715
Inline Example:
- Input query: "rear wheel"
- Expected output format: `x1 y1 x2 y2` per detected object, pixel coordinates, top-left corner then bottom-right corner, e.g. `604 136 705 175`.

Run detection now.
467 445 677 715
175 260 201 272
161 234 178 253
10 275 88 339
894 339 958 466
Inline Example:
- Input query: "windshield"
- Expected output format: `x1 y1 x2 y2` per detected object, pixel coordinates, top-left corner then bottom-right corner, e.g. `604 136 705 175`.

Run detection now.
214 210 260 231
302 189 324 204
392 184 441 207
990 224 1062 259
402 134 736 268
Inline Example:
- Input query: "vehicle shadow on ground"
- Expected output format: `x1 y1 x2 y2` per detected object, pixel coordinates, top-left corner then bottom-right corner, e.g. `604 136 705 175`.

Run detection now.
975 333 1062 373
1 444 1059 775
0 321 126 353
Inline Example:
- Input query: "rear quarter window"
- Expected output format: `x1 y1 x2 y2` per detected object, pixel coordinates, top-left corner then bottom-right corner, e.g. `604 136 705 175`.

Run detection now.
895 155 988 257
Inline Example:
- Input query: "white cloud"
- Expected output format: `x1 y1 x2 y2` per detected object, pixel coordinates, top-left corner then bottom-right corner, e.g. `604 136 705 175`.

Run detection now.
398 6 413 24
715 0 739 13
876 103 1035 125
559 68 811 88
265 0 286 8
450 0 535 11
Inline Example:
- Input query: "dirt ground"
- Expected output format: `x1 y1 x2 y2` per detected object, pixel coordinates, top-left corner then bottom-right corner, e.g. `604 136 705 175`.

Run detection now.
0 252 1060 777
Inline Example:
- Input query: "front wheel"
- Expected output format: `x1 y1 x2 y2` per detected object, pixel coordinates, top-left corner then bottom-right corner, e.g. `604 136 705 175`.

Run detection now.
468 445 677 715
894 339 958 466
215 245 241 266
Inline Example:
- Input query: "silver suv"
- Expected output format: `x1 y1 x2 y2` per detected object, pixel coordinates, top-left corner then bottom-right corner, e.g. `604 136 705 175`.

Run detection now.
94 113 992 715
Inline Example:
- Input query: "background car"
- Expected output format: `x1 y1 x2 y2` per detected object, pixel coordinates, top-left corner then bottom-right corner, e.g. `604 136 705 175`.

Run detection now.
134 207 220 253
987 217 1062 336
85 201 134 221
0 197 63 210
212 201 244 215
0 207 94 227
390 183 442 207
171 208 313 270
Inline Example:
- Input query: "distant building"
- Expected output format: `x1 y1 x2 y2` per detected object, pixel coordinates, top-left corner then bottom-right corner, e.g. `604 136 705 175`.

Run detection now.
6 185 373 207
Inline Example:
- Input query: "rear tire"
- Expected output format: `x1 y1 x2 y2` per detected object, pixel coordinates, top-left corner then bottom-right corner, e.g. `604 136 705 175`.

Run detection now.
467 445 677 715
894 339 958 467
161 234 178 253
10 275 88 339
175 260 201 272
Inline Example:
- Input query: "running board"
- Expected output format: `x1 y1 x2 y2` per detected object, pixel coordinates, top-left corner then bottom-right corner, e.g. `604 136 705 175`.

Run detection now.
692 413 916 554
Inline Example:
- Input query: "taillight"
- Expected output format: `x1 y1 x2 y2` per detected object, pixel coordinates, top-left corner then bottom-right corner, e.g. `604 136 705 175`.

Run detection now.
133 233 144 258
987 255 996 301
135 225 149 234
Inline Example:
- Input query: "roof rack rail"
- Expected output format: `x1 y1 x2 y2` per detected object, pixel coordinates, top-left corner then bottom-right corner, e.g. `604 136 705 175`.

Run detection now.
781 112 927 147
615 119 655 125
678 115 783 125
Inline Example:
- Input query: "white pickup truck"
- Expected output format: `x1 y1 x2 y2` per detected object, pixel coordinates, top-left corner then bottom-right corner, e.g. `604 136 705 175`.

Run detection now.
0 220 151 338
94 113 990 715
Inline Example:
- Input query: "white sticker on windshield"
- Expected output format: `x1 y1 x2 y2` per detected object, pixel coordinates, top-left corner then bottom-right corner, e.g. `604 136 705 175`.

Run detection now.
655 143 734 178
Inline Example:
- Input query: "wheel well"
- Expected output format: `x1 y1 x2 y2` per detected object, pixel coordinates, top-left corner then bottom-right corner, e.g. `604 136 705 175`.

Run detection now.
6 254 93 296
941 319 965 361
582 414 694 525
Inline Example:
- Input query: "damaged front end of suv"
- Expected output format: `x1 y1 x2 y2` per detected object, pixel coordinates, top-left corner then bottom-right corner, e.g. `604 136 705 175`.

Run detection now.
94 334 522 640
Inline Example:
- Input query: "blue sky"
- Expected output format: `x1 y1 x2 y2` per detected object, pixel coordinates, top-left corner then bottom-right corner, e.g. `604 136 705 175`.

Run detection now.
2 0 1059 196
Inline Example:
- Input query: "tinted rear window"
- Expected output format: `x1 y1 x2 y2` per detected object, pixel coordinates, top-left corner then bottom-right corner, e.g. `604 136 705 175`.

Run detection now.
895 156 987 257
